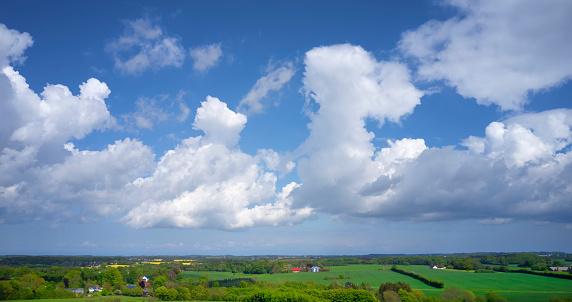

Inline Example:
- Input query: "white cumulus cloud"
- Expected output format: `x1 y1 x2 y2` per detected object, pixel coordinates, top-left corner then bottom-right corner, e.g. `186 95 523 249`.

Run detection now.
0 26 156 224
121 97 313 230
290 44 424 214
284 44 572 226
358 109 572 223
193 96 247 148
0 24 33 67
399 0 572 110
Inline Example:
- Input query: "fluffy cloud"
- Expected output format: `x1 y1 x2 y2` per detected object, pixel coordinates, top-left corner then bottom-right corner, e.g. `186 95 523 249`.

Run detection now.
290 44 423 213
0 69 155 222
189 43 222 72
4 68 112 146
0 24 309 230
107 18 185 75
193 96 247 148
370 109 572 223
121 96 312 229
0 138 155 223
237 62 296 114
399 0 572 110
331 110 572 223
0 24 33 67
287 43 572 226
0 26 155 224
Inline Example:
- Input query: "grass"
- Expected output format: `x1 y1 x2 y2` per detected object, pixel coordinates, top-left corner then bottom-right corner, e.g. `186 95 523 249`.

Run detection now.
8 298 149 302
183 264 572 301
183 266 435 289
8 298 212 302
399 265 572 302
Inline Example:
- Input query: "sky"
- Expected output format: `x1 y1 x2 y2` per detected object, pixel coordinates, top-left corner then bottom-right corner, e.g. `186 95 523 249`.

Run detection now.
1 0 572 256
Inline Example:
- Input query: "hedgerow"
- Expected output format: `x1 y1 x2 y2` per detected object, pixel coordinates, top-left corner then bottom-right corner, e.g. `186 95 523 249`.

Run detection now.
390 265 445 288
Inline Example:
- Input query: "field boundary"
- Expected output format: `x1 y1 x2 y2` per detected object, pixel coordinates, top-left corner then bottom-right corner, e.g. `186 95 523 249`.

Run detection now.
391 265 445 288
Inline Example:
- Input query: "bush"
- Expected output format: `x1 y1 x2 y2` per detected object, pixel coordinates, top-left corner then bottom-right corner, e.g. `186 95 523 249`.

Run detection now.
475 269 495 273
485 292 508 302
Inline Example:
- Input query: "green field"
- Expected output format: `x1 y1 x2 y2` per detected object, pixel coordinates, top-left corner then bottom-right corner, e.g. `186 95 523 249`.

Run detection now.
183 264 572 301
8 298 149 302
8 298 212 302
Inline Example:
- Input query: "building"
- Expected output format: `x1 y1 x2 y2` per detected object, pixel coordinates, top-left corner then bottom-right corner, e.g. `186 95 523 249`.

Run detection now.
311 266 320 272
549 266 570 272
292 268 300 273
66 288 84 295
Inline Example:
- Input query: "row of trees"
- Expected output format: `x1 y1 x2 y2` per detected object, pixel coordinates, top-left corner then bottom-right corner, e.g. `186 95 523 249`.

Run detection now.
390 266 444 289
184 253 569 275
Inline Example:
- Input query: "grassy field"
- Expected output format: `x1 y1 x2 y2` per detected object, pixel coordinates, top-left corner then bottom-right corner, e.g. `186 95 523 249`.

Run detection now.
8 298 211 302
183 264 572 301
8 298 149 302
402 265 572 301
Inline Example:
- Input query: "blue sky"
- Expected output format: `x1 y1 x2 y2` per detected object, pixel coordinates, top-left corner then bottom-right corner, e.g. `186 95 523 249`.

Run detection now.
1 0 572 256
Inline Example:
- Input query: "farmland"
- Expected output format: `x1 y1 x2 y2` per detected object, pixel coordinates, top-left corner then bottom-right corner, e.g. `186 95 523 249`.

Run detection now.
2 254 572 301
183 264 572 301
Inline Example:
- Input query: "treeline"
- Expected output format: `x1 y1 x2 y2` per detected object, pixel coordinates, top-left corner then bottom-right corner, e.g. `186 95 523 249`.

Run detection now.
186 252 570 274
0 256 128 267
492 266 572 280
390 266 445 288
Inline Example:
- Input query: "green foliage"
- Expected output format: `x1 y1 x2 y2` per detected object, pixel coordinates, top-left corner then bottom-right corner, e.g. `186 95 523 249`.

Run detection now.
491 266 572 280
474 269 495 273
380 290 401 302
378 281 412 293
440 286 477 302
154 286 178 301
152 276 167 290
485 291 508 302
320 288 377 302
398 288 419 302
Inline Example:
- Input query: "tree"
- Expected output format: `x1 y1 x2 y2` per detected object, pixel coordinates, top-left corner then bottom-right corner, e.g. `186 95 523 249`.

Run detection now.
176 286 191 300
19 274 46 290
153 276 168 289
379 281 412 294
381 290 401 302
167 269 177 281
398 288 419 302
486 292 508 302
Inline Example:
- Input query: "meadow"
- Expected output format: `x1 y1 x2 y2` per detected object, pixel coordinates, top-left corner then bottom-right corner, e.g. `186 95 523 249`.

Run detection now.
183 264 572 302
7 298 212 302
